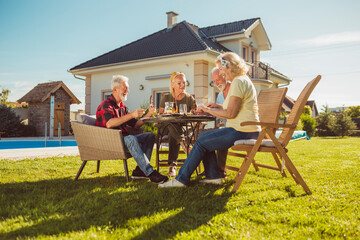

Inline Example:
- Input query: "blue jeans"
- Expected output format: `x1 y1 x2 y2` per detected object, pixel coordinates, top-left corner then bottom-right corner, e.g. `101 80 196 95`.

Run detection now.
175 128 259 185
123 132 155 176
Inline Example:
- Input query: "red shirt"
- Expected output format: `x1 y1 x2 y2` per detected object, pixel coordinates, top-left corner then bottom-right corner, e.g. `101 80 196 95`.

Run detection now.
95 94 137 136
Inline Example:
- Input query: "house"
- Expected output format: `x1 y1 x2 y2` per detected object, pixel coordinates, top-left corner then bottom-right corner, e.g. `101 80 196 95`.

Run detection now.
282 96 319 118
69 11 291 114
17 81 81 137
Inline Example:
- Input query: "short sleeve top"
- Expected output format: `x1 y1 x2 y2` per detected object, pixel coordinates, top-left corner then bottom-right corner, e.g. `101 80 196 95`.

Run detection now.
160 92 195 111
222 75 260 132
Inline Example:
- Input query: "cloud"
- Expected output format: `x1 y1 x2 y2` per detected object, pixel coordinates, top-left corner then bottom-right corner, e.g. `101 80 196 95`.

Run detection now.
297 31 360 46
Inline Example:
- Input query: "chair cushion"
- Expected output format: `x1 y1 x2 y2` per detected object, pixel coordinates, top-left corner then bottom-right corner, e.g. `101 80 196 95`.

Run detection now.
234 139 282 147
77 114 97 126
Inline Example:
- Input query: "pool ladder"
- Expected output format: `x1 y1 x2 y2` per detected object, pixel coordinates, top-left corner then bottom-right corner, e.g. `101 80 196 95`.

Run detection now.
44 122 62 147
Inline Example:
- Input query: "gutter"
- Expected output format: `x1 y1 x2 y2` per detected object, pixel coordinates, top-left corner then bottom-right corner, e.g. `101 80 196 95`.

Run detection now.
67 70 86 81
69 49 220 74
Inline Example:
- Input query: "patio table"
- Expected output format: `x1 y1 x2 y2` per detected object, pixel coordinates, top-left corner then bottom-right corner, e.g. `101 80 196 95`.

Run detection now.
142 114 216 171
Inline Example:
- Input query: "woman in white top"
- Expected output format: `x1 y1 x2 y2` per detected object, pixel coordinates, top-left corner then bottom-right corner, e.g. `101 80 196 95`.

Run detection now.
159 52 260 188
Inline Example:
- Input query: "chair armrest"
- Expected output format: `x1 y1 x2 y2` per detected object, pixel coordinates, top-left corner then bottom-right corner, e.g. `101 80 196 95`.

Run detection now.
240 121 297 128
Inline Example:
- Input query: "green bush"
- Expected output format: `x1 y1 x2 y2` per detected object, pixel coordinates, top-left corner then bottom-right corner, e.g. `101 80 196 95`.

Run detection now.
298 106 316 137
301 114 316 137
0 104 24 137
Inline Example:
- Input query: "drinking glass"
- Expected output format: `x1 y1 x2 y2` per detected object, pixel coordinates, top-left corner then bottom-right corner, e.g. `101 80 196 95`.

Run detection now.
179 104 187 114
164 102 173 113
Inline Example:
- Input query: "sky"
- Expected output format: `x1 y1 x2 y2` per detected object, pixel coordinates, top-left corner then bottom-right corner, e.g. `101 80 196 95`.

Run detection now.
1 0 359 112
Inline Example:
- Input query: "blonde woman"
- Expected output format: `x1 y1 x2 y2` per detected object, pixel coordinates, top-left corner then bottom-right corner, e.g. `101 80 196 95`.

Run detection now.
159 52 260 188
158 72 195 177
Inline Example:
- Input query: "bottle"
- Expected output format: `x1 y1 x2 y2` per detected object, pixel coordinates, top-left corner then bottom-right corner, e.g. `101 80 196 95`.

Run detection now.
192 99 197 114
172 101 178 113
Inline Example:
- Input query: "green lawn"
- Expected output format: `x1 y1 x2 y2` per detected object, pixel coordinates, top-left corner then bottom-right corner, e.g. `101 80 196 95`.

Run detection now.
1 137 359 239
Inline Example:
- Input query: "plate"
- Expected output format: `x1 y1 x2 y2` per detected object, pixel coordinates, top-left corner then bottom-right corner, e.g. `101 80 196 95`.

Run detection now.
157 113 183 117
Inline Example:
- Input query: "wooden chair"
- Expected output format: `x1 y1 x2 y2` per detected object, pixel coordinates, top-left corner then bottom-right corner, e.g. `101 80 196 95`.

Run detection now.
226 75 321 194
71 120 132 181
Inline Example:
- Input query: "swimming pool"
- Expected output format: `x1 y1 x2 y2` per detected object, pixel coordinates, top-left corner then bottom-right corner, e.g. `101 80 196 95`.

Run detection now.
0 140 78 149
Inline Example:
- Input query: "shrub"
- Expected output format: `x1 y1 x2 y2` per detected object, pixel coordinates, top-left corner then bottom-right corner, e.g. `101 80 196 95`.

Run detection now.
301 114 316 137
329 107 357 137
299 106 316 137
0 104 23 137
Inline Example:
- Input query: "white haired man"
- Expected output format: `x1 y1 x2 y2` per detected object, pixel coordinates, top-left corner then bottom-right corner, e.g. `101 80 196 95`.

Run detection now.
206 67 231 178
96 75 168 184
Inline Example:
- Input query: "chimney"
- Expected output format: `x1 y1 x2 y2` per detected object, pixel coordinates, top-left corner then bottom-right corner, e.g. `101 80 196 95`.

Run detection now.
166 11 178 29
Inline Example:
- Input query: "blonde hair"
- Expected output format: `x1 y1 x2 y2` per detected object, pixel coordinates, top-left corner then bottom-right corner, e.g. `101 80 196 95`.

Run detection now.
169 72 186 96
215 52 248 78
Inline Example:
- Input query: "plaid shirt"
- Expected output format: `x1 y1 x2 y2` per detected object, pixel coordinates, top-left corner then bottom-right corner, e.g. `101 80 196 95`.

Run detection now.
95 94 137 136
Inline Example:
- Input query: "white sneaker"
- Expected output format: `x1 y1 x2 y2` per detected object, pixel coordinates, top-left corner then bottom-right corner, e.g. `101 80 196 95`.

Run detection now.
158 178 185 188
199 178 223 185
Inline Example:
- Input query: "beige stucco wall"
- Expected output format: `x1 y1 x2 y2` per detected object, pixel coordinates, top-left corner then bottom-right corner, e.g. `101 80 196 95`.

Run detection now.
89 57 205 114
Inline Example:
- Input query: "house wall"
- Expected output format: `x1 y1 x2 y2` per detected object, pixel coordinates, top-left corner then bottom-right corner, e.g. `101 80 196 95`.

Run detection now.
88 58 219 114
28 102 49 136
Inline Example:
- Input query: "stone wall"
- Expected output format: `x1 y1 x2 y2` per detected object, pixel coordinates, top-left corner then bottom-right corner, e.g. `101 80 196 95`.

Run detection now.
27 88 71 136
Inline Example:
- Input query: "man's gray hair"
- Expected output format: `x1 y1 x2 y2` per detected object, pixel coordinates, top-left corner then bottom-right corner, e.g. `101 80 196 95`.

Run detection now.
111 75 129 90
211 67 219 75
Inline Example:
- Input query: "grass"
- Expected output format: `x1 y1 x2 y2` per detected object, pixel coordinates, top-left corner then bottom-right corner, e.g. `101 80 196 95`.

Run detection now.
0 137 359 239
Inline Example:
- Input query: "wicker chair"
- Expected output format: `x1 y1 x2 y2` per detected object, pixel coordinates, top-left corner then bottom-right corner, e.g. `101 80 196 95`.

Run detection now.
71 117 132 181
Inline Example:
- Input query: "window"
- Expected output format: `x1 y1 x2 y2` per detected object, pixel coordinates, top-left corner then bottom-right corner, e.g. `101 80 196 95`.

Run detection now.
152 88 170 109
102 90 112 100
242 47 248 61
242 43 249 62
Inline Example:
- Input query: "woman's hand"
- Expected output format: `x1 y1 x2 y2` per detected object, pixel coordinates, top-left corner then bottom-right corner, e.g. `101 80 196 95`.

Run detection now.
197 105 210 113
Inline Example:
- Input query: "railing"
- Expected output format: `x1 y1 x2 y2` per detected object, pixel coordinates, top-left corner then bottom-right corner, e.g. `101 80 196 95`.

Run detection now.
246 61 271 80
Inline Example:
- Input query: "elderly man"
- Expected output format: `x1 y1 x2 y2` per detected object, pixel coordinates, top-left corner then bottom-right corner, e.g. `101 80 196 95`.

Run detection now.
208 67 231 108
96 75 168 184
206 67 232 178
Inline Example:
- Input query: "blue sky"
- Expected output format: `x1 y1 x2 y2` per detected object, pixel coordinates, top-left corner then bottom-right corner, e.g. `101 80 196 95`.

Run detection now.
1 0 359 111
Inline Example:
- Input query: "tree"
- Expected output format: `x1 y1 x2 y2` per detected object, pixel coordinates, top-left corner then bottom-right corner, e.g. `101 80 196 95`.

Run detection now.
0 87 11 105
329 107 357 137
316 105 335 136
345 105 360 118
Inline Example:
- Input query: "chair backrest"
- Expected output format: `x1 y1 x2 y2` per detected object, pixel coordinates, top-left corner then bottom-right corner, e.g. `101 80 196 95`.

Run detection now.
257 87 288 124
279 75 321 146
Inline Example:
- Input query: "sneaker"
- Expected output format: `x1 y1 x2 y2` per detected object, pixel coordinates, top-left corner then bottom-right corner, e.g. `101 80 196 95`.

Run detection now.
167 165 177 177
131 166 149 179
198 171 206 177
149 170 169 184
220 170 227 180
199 178 223 185
158 178 185 188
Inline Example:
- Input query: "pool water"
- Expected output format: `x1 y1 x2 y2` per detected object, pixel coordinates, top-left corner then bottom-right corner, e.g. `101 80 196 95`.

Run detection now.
0 140 78 149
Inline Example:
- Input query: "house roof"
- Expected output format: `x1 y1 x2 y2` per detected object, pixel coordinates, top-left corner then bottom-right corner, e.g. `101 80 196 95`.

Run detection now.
70 18 262 71
17 81 81 104
199 18 259 38
70 21 231 71
282 96 318 116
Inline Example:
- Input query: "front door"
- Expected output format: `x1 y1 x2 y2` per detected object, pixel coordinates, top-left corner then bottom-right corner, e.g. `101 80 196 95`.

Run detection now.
54 102 65 136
